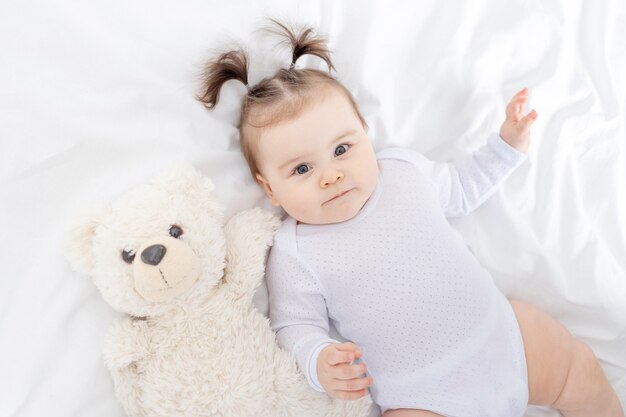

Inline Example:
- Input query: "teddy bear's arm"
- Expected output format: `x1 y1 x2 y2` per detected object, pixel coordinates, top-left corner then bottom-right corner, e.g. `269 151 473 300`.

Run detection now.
223 207 281 302
103 317 150 417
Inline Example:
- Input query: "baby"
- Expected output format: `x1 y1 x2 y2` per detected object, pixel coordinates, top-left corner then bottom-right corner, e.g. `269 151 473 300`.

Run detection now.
198 20 624 417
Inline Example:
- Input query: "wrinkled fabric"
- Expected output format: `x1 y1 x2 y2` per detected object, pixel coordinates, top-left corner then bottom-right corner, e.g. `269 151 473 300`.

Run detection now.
1 1 624 416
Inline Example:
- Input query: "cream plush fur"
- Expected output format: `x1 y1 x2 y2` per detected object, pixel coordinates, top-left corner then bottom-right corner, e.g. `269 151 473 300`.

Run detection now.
64 164 372 417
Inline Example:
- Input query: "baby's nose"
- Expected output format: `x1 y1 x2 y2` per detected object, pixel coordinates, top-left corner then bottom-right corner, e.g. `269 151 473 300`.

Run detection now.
320 171 344 188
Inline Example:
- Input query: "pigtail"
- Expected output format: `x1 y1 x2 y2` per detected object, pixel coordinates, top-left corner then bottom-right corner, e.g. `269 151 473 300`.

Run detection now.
197 49 249 109
266 18 335 72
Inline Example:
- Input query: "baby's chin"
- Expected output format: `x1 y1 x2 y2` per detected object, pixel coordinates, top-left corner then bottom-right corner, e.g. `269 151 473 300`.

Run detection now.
301 200 367 225
292 207 353 225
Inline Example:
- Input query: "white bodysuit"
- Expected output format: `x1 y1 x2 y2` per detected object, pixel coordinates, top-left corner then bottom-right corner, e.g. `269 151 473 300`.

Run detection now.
265 133 529 417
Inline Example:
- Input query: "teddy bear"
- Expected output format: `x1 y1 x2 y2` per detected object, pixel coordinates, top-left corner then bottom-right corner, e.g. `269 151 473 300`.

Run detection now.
63 164 373 417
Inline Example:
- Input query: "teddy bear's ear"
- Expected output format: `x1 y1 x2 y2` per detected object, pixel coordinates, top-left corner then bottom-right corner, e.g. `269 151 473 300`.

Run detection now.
63 206 108 276
154 163 215 197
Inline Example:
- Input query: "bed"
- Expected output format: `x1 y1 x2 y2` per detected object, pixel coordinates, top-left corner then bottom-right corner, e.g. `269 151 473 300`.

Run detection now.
1 0 624 416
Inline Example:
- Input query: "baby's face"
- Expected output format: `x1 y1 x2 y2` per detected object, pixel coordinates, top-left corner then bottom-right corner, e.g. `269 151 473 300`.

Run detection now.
254 87 379 225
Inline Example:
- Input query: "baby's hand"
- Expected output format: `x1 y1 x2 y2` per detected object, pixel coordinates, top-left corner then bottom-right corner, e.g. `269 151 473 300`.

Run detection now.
499 87 538 154
317 342 373 400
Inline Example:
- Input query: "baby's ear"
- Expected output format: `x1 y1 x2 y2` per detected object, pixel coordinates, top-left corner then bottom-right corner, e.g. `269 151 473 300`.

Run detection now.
63 206 108 276
255 173 280 207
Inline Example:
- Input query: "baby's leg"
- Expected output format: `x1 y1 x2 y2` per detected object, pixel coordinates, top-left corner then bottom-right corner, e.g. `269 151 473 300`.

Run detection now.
509 299 624 417
383 409 442 417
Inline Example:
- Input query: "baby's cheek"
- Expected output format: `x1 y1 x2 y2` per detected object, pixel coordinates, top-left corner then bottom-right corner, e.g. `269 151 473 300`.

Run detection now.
281 188 318 222
296 198 320 222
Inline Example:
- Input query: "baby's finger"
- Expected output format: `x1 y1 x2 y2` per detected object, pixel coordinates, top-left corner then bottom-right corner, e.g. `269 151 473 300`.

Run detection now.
331 388 370 401
505 99 522 121
510 87 528 101
333 343 362 361
334 342 360 354
327 349 357 366
515 87 529 97
333 362 368 380
506 88 529 119
333 376 374 392
518 109 538 130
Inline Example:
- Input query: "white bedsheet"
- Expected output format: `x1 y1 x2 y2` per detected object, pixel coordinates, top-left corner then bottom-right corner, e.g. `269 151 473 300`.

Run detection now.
1 1 624 416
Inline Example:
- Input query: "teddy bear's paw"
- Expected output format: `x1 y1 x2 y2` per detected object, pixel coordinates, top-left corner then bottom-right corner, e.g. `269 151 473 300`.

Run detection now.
330 395 374 417
103 318 150 371
316 394 375 417
225 207 282 249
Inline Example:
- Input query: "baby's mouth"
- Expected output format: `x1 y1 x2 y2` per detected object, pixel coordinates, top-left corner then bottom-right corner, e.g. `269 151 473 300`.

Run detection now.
324 188 353 204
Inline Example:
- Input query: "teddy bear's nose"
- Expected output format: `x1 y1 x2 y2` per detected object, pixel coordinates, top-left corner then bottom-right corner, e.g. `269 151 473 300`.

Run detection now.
141 244 167 266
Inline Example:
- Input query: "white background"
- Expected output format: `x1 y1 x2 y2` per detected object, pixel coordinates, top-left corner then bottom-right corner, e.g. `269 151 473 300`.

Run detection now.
1 1 624 416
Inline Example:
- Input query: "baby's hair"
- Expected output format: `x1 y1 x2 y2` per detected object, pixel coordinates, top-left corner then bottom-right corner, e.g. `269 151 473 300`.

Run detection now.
197 49 249 110
197 18 367 181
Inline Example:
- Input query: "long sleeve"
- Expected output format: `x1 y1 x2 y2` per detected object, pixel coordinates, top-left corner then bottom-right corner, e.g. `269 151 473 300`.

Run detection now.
265 245 339 392
383 133 528 218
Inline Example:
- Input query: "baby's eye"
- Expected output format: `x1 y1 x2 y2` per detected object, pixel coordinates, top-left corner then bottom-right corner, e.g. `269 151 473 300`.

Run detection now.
294 164 311 175
334 144 350 156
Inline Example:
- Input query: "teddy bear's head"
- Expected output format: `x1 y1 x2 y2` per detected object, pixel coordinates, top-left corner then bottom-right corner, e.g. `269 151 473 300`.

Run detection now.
65 165 226 317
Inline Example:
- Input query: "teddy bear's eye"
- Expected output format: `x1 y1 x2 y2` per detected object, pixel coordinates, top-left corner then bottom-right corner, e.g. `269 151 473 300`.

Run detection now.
121 249 136 264
169 225 184 239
